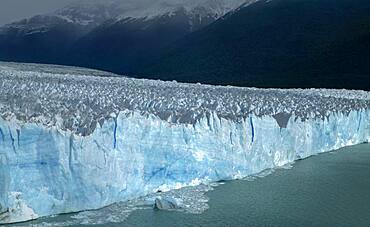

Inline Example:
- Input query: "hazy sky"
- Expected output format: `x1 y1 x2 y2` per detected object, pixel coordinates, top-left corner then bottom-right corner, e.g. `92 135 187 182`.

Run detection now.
0 0 72 25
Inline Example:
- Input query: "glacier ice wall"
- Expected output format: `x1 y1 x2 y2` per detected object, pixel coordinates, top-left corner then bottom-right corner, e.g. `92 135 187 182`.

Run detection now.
1 110 370 223
0 62 370 223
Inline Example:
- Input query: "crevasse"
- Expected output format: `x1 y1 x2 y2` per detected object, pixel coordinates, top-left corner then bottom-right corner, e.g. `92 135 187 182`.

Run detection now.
1 109 369 223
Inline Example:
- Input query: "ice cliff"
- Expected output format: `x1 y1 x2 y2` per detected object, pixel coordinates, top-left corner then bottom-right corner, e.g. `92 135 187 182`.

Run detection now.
0 62 370 223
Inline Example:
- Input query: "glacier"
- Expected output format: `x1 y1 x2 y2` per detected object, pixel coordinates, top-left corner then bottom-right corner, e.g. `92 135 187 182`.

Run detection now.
0 62 370 224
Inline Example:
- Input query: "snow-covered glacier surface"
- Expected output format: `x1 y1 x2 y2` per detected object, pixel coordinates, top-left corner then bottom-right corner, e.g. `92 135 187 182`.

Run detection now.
1 61 370 224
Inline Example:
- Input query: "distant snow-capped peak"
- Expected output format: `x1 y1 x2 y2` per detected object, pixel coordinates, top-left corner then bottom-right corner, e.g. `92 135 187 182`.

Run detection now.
0 0 258 33
54 0 122 26
54 0 255 25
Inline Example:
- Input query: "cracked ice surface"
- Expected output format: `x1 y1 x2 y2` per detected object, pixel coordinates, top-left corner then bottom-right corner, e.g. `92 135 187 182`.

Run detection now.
1 62 370 136
0 61 370 223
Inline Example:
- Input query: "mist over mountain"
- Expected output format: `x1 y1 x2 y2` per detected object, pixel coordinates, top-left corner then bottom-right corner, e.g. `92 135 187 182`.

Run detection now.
0 0 73 26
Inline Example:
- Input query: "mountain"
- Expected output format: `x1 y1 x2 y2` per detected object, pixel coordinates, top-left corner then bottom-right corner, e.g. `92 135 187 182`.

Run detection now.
0 0 250 74
69 0 251 74
141 0 370 90
0 1 119 64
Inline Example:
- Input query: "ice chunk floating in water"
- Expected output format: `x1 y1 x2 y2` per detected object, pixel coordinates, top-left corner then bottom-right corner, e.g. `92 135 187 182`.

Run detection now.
0 61 370 223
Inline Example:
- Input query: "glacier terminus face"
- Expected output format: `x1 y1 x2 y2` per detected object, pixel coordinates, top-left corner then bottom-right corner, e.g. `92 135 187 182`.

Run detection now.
0 62 370 224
